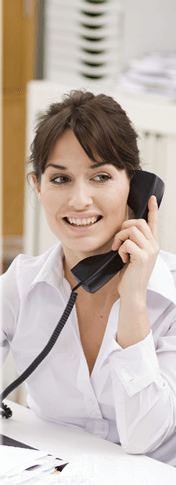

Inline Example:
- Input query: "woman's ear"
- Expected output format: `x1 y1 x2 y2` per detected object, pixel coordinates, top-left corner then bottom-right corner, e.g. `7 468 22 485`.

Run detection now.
31 173 42 203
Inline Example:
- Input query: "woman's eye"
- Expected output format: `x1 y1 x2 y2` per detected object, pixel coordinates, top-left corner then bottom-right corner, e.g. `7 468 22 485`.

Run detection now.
51 175 70 184
93 174 111 182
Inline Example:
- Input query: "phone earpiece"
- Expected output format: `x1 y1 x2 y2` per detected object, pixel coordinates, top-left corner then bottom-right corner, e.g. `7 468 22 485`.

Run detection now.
127 171 165 221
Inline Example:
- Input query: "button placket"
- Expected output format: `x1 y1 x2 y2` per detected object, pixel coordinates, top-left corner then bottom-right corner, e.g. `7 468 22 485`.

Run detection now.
91 300 120 376
76 360 103 418
86 394 102 418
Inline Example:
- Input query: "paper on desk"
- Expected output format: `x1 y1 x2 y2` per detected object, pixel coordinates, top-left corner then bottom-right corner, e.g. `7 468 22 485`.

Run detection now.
60 454 132 484
0 445 68 484
61 453 176 485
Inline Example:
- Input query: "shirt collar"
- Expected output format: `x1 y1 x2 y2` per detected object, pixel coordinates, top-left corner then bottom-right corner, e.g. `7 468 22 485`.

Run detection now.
29 244 176 305
147 253 176 305
29 242 65 292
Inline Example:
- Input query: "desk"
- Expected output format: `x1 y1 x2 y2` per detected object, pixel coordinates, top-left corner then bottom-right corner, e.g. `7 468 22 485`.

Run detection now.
1 400 176 484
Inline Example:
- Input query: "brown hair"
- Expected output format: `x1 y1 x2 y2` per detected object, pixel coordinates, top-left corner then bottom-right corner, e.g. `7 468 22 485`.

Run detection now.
28 89 141 183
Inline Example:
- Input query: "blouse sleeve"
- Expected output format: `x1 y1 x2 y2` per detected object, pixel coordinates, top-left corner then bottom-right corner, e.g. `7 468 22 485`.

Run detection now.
0 256 20 364
108 298 176 455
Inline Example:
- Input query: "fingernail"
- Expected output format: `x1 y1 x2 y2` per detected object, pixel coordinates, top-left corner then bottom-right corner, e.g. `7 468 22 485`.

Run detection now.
112 243 117 251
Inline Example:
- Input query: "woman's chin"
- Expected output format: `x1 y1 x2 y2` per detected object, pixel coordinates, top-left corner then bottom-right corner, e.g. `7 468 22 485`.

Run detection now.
72 242 113 259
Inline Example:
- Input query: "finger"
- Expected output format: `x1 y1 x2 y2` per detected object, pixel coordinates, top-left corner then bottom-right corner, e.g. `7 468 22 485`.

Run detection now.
147 195 158 241
112 225 152 252
121 218 152 240
118 239 146 264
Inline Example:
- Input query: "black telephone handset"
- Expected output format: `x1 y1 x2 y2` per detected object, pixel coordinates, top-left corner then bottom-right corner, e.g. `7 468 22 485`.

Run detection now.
71 171 165 293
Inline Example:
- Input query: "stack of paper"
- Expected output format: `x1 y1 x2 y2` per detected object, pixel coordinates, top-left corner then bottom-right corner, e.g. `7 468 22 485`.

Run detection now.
0 446 68 484
117 52 176 100
1 448 176 484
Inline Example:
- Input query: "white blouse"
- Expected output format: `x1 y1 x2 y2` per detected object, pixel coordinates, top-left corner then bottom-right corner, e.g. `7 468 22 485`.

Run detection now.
1 243 176 466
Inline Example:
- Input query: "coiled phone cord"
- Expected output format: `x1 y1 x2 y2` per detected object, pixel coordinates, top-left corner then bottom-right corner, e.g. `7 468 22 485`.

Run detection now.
0 284 81 419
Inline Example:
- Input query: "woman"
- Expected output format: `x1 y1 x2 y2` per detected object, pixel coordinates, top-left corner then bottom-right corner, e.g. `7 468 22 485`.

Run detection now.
1 90 176 466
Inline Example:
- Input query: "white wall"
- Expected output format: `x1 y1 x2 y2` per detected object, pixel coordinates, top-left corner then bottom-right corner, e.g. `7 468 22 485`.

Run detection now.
123 0 176 66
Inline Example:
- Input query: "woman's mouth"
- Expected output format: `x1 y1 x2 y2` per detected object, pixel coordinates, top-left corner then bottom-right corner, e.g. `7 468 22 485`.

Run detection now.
64 215 102 227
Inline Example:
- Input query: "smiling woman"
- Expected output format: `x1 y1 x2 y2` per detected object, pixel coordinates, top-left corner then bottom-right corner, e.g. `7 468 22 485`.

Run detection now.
1 90 176 467
31 128 130 265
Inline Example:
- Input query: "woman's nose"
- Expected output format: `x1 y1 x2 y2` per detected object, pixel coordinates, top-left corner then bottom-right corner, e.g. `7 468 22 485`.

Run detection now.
68 181 93 209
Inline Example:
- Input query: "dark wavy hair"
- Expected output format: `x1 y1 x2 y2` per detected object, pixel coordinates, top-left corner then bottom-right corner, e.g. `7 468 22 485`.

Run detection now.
28 89 141 183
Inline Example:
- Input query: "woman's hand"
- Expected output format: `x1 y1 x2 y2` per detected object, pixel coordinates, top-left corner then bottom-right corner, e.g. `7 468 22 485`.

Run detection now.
112 195 159 302
112 195 159 348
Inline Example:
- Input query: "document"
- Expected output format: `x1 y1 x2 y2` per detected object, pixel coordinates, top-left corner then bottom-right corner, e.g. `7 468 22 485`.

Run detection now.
0 445 68 484
1 448 176 484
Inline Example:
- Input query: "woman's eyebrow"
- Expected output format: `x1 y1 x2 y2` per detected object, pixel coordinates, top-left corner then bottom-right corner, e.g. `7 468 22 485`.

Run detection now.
90 161 108 169
45 163 67 170
45 162 108 171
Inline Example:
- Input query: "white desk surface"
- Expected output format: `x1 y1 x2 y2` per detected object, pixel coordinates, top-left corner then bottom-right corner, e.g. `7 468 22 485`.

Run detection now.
1 400 176 484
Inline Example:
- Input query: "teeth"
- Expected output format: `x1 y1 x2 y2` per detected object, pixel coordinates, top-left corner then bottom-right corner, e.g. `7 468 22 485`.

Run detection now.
67 216 99 226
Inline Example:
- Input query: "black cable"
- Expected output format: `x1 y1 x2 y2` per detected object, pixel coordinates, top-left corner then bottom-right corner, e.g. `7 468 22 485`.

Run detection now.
0 288 79 418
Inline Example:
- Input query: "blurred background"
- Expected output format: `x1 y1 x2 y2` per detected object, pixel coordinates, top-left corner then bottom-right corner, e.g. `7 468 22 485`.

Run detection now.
1 0 176 405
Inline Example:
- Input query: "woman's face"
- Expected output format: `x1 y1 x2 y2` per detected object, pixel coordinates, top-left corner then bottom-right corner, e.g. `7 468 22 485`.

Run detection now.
33 130 130 264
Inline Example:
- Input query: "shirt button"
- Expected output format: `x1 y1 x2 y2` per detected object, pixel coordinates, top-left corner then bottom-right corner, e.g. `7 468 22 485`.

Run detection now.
96 422 104 431
90 410 98 417
88 399 94 406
